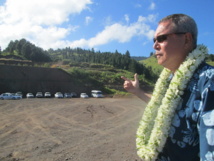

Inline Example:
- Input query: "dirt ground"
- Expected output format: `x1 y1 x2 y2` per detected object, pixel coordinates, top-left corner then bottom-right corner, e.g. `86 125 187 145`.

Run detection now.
0 97 147 161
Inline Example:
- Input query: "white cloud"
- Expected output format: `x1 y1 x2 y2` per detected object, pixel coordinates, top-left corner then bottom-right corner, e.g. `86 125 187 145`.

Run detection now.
149 2 156 10
0 0 92 49
85 16 93 25
70 15 156 48
124 14 129 23
1 0 92 25
0 0 156 51
103 16 114 26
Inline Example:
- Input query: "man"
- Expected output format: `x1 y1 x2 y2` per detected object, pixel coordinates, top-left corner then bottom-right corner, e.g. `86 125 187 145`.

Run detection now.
121 14 214 161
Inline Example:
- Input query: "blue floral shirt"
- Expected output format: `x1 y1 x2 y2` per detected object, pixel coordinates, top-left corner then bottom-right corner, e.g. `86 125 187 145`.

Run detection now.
157 62 214 161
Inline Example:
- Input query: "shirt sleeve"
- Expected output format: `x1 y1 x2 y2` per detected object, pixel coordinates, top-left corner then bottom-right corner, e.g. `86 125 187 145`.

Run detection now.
198 69 214 161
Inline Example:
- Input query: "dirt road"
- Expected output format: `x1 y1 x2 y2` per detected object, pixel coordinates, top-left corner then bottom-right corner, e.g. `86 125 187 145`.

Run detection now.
0 97 146 161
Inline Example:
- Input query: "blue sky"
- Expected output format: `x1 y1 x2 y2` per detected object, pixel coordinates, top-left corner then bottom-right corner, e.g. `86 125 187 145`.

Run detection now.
0 0 213 57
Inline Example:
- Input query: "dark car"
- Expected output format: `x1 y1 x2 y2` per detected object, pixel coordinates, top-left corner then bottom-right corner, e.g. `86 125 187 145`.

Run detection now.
36 92 43 98
64 93 72 98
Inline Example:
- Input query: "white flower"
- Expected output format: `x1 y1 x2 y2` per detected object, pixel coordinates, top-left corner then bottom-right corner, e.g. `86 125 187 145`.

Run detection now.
184 69 191 76
190 65 196 71
205 151 214 161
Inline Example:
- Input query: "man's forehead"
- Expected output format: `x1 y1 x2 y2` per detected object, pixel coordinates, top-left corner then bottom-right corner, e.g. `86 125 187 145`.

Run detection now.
155 21 173 35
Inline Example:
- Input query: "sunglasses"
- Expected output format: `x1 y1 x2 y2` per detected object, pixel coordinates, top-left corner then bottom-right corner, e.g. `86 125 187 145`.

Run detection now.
153 32 186 43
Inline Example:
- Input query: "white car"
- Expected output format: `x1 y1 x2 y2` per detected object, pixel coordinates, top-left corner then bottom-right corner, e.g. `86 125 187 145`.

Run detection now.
16 92 23 98
0 93 21 100
91 90 104 98
55 92 63 98
44 92 51 98
26 93 34 98
80 93 89 98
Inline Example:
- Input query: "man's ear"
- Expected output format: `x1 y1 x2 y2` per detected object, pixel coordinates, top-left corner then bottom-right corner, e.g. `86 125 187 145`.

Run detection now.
184 32 193 50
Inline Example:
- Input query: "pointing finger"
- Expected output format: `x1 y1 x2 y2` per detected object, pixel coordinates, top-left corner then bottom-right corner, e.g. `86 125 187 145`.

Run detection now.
121 76 130 81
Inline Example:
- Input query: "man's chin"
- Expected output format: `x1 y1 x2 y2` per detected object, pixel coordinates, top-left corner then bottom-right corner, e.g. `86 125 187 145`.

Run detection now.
157 60 163 65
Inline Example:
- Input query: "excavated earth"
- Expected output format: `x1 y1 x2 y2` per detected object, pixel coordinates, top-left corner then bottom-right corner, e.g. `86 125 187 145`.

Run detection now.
0 97 146 161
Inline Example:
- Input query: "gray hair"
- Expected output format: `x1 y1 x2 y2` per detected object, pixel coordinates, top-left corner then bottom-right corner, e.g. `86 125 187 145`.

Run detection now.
159 14 198 49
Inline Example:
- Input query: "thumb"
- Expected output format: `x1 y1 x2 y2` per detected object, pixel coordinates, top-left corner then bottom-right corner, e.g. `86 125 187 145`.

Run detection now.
134 73 139 82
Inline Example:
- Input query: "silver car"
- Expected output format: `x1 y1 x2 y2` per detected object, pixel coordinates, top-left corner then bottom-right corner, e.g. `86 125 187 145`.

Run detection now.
36 92 43 98
26 93 34 98
0 93 21 100
44 92 51 98
80 93 89 98
55 92 63 98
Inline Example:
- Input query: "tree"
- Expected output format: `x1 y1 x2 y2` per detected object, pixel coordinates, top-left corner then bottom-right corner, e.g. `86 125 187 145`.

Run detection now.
125 50 131 59
21 43 32 59
16 39 27 55
5 40 16 54
3 38 52 62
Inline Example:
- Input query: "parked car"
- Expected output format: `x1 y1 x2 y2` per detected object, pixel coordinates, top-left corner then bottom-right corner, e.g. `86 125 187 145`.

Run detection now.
64 93 72 98
80 93 89 98
26 93 34 98
55 92 63 98
91 90 104 98
0 93 21 100
16 92 23 98
36 92 43 98
71 92 77 97
44 92 51 98
14 93 22 99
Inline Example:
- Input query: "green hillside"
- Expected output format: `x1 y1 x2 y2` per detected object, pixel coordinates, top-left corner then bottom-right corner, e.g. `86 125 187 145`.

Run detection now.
139 55 163 81
1 38 213 96
207 61 214 66
59 62 154 95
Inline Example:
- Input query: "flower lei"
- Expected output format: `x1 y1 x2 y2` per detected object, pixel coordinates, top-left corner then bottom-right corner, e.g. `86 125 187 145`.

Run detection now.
136 45 208 161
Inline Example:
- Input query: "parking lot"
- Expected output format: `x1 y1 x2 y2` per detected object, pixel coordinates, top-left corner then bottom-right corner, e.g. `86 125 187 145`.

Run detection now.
0 97 146 161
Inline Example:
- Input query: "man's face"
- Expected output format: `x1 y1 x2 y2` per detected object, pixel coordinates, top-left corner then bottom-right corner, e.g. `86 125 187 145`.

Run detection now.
153 20 188 72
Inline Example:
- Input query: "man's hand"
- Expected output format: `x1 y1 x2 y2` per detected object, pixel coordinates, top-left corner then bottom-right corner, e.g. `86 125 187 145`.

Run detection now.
121 73 140 94
121 73 150 103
